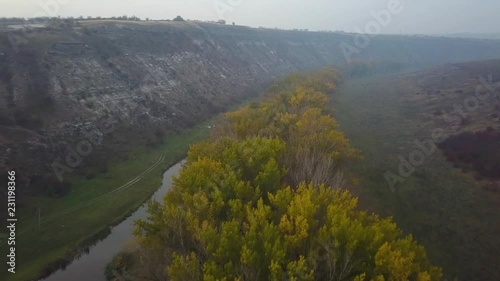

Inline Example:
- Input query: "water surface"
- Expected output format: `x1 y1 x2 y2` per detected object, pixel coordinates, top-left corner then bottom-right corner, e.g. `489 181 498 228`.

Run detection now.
43 162 183 281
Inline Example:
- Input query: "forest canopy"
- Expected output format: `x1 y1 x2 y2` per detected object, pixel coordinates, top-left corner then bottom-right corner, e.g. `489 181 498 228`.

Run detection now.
123 68 442 281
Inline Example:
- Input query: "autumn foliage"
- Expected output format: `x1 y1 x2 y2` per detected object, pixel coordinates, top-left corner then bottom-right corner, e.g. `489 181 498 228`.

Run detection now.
130 68 442 281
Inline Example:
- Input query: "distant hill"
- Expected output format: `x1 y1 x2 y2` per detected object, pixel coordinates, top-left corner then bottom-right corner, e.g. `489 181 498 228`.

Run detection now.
433 33 500 40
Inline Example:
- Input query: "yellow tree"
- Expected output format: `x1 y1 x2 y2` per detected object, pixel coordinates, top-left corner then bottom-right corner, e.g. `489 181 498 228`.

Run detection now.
131 67 441 281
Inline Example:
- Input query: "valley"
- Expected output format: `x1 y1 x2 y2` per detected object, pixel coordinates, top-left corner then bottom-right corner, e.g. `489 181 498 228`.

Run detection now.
334 61 500 280
0 19 499 281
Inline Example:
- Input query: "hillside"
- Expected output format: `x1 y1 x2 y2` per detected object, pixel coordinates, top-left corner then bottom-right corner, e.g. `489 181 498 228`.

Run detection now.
334 59 500 281
2 20 500 198
1 18 500 280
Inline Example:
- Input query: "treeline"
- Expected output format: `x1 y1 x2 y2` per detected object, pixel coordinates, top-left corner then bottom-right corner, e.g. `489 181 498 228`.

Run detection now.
111 68 442 280
0 15 178 24
0 17 26 25
0 16 139 22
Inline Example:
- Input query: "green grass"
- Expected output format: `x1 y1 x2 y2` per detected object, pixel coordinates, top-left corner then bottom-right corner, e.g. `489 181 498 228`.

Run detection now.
0 124 212 281
333 74 499 281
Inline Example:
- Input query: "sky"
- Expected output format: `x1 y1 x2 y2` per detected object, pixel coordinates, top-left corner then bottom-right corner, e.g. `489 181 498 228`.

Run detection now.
1 0 499 35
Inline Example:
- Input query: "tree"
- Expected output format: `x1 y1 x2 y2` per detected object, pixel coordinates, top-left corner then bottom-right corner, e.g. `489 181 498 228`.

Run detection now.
285 106 358 186
131 68 441 281
217 69 358 187
173 15 185 22
135 176 442 280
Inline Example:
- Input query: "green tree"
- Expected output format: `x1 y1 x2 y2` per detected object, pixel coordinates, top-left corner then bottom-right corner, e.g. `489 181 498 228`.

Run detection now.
131 67 441 281
173 15 185 21
136 180 442 280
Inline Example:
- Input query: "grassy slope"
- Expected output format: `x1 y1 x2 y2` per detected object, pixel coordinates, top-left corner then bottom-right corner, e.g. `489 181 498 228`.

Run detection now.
0 87 263 281
334 74 499 281
1 124 211 281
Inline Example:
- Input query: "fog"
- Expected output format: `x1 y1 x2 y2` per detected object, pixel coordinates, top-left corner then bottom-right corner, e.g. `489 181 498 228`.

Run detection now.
1 0 499 34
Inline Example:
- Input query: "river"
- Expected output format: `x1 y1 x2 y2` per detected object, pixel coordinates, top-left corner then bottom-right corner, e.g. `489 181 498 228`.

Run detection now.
42 161 184 281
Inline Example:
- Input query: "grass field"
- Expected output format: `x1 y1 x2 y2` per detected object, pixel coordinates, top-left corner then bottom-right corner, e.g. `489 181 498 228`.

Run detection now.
0 123 213 281
334 73 500 281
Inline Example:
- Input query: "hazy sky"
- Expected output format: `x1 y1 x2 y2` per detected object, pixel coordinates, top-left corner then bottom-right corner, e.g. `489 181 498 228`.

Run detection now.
1 0 499 34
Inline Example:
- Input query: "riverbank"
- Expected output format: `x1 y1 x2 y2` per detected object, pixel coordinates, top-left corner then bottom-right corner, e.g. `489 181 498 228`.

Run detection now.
43 162 185 281
1 124 211 281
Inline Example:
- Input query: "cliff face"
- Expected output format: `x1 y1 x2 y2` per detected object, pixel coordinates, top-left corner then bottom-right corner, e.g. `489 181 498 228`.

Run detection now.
1 20 500 195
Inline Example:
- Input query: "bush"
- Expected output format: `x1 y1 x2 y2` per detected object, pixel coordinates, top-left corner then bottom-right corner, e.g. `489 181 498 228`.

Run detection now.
85 100 95 109
34 173 72 198
105 252 134 281
173 15 185 22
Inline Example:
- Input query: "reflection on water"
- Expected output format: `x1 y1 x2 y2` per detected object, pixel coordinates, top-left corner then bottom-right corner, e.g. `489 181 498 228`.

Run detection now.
43 161 183 281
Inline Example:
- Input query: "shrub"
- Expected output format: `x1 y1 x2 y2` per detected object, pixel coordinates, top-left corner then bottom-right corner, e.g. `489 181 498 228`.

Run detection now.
173 16 185 22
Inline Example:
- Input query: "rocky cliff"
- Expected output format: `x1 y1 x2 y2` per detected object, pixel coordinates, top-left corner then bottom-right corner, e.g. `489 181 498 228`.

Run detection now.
1 20 500 197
